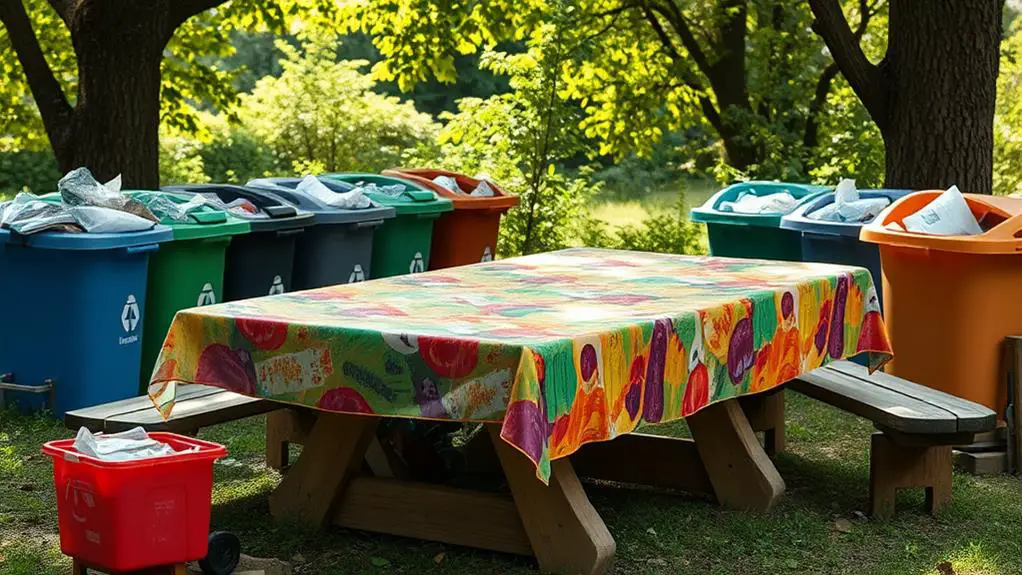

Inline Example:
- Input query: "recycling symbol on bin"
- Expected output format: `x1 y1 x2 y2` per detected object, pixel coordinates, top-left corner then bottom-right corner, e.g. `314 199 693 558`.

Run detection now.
120 294 140 333
268 275 285 295
409 252 425 274
197 282 217 306
481 246 493 263
349 264 366 283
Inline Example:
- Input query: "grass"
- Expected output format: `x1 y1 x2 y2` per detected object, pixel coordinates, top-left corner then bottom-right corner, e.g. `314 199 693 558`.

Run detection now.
592 183 717 230
4 395 1022 574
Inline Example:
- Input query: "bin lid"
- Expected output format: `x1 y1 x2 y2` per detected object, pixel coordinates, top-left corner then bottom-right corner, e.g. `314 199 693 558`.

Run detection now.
125 190 251 241
0 224 172 251
162 184 315 233
321 173 454 216
245 178 396 224
860 190 1022 254
690 181 831 228
779 189 912 238
382 168 520 211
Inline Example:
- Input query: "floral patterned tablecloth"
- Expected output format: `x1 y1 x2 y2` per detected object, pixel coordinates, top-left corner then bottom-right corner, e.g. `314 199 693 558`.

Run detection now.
150 248 892 482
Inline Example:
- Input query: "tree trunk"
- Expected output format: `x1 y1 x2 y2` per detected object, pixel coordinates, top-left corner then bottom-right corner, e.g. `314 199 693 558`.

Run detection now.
67 3 171 188
881 0 1003 193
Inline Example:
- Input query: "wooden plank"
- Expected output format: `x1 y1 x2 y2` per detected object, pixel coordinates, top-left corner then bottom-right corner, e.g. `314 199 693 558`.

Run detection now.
828 361 996 432
265 408 317 472
1007 337 1022 474
686 399 785 511
876 427 975 448
869 432 952 518
739 389 786 455
64 384 224 431
103 391 275 433
791 369 960 434
333 476 532 556
571 433 714 497
488 425 615 575
954 450 1008 475
268 413 379 528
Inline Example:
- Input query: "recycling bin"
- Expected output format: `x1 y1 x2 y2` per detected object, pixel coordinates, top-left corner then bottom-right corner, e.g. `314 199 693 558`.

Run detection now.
163 184 314 300
861 191 1022 413
246 178 395 287
321 173 453 277
690 181 830 261
127 191 250 392
0 225 172 416
780 189 911 309
382 168 519 268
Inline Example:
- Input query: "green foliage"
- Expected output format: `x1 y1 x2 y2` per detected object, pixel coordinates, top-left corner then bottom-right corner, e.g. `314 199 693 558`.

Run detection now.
236 31 440 174
995 20 1022 196
198 115 279 183
807 78 885 188
0 151 60 195
159 128 210 186
613 200 707 255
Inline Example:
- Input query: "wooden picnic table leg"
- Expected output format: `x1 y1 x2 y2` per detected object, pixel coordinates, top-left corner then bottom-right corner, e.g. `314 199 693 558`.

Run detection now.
487 424 615 575
687 398 786 511
267 412 379 528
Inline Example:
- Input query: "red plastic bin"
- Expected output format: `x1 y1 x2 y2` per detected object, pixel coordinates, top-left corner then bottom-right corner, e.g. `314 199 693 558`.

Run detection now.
42 432 226 572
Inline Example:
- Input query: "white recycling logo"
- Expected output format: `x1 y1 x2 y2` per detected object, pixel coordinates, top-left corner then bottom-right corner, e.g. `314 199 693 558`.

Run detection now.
409 252 425 274
349 264 366 283
121 295 140 333
268 275 285 295
197 282 217 306
481 245 493 262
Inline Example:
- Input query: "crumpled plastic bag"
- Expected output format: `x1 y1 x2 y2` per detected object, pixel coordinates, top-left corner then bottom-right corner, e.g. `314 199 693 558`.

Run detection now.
720 190 799 214
131 191 209 223
58 167 157 223
432 175 464 194
73 426 194 462
807 179 890 223
0 192 80 234
357 182 407 198
68 206 155 233
295 175 371 209
195 193 266 219
902 185 982 236
471 180 496 197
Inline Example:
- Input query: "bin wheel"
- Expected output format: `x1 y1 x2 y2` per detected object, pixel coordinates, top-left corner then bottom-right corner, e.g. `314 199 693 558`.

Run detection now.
199 531 241 575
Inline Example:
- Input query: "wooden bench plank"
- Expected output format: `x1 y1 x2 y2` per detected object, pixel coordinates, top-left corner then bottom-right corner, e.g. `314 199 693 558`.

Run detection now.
791 369 960 434
828 362 996 432
103 390 275 433
64 385 224 431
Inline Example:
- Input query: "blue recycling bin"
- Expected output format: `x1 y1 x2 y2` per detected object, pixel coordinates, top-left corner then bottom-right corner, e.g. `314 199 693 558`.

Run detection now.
0 226 172 416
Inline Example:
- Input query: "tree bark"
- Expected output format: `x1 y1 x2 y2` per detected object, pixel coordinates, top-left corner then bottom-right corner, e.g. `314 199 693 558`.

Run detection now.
882 0 1003 193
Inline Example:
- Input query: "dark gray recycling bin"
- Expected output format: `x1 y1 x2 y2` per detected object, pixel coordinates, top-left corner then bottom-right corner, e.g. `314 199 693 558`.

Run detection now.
163 184 314 301
246 178 396 287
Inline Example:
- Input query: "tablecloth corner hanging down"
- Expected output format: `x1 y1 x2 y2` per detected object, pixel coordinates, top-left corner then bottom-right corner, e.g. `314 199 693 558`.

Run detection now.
148 248 893 483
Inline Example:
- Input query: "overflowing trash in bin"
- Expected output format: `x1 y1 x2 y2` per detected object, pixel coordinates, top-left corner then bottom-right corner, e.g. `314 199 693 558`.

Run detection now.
73 426 196 462
719 190 799 214
806 179 891 223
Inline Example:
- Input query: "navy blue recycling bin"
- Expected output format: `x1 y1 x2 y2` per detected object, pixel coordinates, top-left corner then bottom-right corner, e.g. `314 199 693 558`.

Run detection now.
0 225 172 416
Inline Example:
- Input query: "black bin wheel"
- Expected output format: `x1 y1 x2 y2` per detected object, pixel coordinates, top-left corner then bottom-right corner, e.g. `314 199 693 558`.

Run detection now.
199 531 241 575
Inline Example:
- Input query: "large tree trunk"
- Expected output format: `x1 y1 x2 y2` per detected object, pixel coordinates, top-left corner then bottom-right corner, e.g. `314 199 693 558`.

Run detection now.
67 3 171 188
882 1 1002 193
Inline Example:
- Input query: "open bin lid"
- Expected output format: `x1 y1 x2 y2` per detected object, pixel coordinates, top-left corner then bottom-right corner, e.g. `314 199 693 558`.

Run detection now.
320 173 454 216
245 178 396 225
860 190 1022 254
162 184 315 233
382 168 519 211
690 181 831 228
0 225 172 251
779 189 912 238
125 190 250 241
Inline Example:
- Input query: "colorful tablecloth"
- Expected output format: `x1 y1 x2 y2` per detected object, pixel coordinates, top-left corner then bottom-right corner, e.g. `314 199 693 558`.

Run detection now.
150 248 892 482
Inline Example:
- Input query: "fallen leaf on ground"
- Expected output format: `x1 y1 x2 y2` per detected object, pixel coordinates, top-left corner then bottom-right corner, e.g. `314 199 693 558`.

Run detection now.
936 561 955 575
834 518 853 533
434 552 446 565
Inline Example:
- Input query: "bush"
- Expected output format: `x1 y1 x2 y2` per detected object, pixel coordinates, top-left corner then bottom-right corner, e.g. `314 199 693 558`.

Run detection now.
0 151 61 196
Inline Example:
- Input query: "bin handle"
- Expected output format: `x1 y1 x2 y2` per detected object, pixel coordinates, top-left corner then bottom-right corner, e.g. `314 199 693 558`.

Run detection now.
354 219 386 229
276 228 305 238
984 211 1022 239
124 244 160 255
0 374 55 409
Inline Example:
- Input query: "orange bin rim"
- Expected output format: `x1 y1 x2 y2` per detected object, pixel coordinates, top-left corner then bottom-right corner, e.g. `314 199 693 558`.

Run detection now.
860 190 1022 254
384 168 520 211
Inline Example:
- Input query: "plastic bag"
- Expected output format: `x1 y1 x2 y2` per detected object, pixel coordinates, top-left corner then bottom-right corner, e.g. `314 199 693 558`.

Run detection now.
471 180 496 197
68 206 156 233
58 167 158 223
132 191 209 223
0 192 80 234
196 193 266 219
902 185 982 236
432 175 465 194
720 191 799 214
73 426 193 462
357 182 407 198
808 179 890 223
296 175 372 209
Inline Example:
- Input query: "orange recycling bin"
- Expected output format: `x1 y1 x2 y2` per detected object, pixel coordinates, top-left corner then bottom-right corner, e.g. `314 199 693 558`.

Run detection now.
860 191 1022 414
383 168 519 268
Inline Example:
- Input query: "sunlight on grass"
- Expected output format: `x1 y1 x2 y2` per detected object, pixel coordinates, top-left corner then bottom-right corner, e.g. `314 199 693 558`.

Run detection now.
926 542 1003 575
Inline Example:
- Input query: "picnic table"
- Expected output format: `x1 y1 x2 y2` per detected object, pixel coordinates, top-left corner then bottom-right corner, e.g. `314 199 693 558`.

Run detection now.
149 248 892 574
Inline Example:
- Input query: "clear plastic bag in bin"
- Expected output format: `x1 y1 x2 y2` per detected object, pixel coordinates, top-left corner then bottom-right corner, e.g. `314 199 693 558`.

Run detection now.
0 192 80 234
58 167 158 223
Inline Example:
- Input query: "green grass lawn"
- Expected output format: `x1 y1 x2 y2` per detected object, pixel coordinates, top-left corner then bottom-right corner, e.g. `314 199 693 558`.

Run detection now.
3 394 1022 574
592 183 716 230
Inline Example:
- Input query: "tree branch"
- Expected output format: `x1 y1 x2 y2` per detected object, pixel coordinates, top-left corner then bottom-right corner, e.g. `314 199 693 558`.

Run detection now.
0 0 73 161
809 0 887 129
168 0 228 27
648 1 714 81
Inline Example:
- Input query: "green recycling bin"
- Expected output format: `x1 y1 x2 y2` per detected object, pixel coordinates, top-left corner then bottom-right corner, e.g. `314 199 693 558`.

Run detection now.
690 181 830 261
128 191 250 392
321 173 453 277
